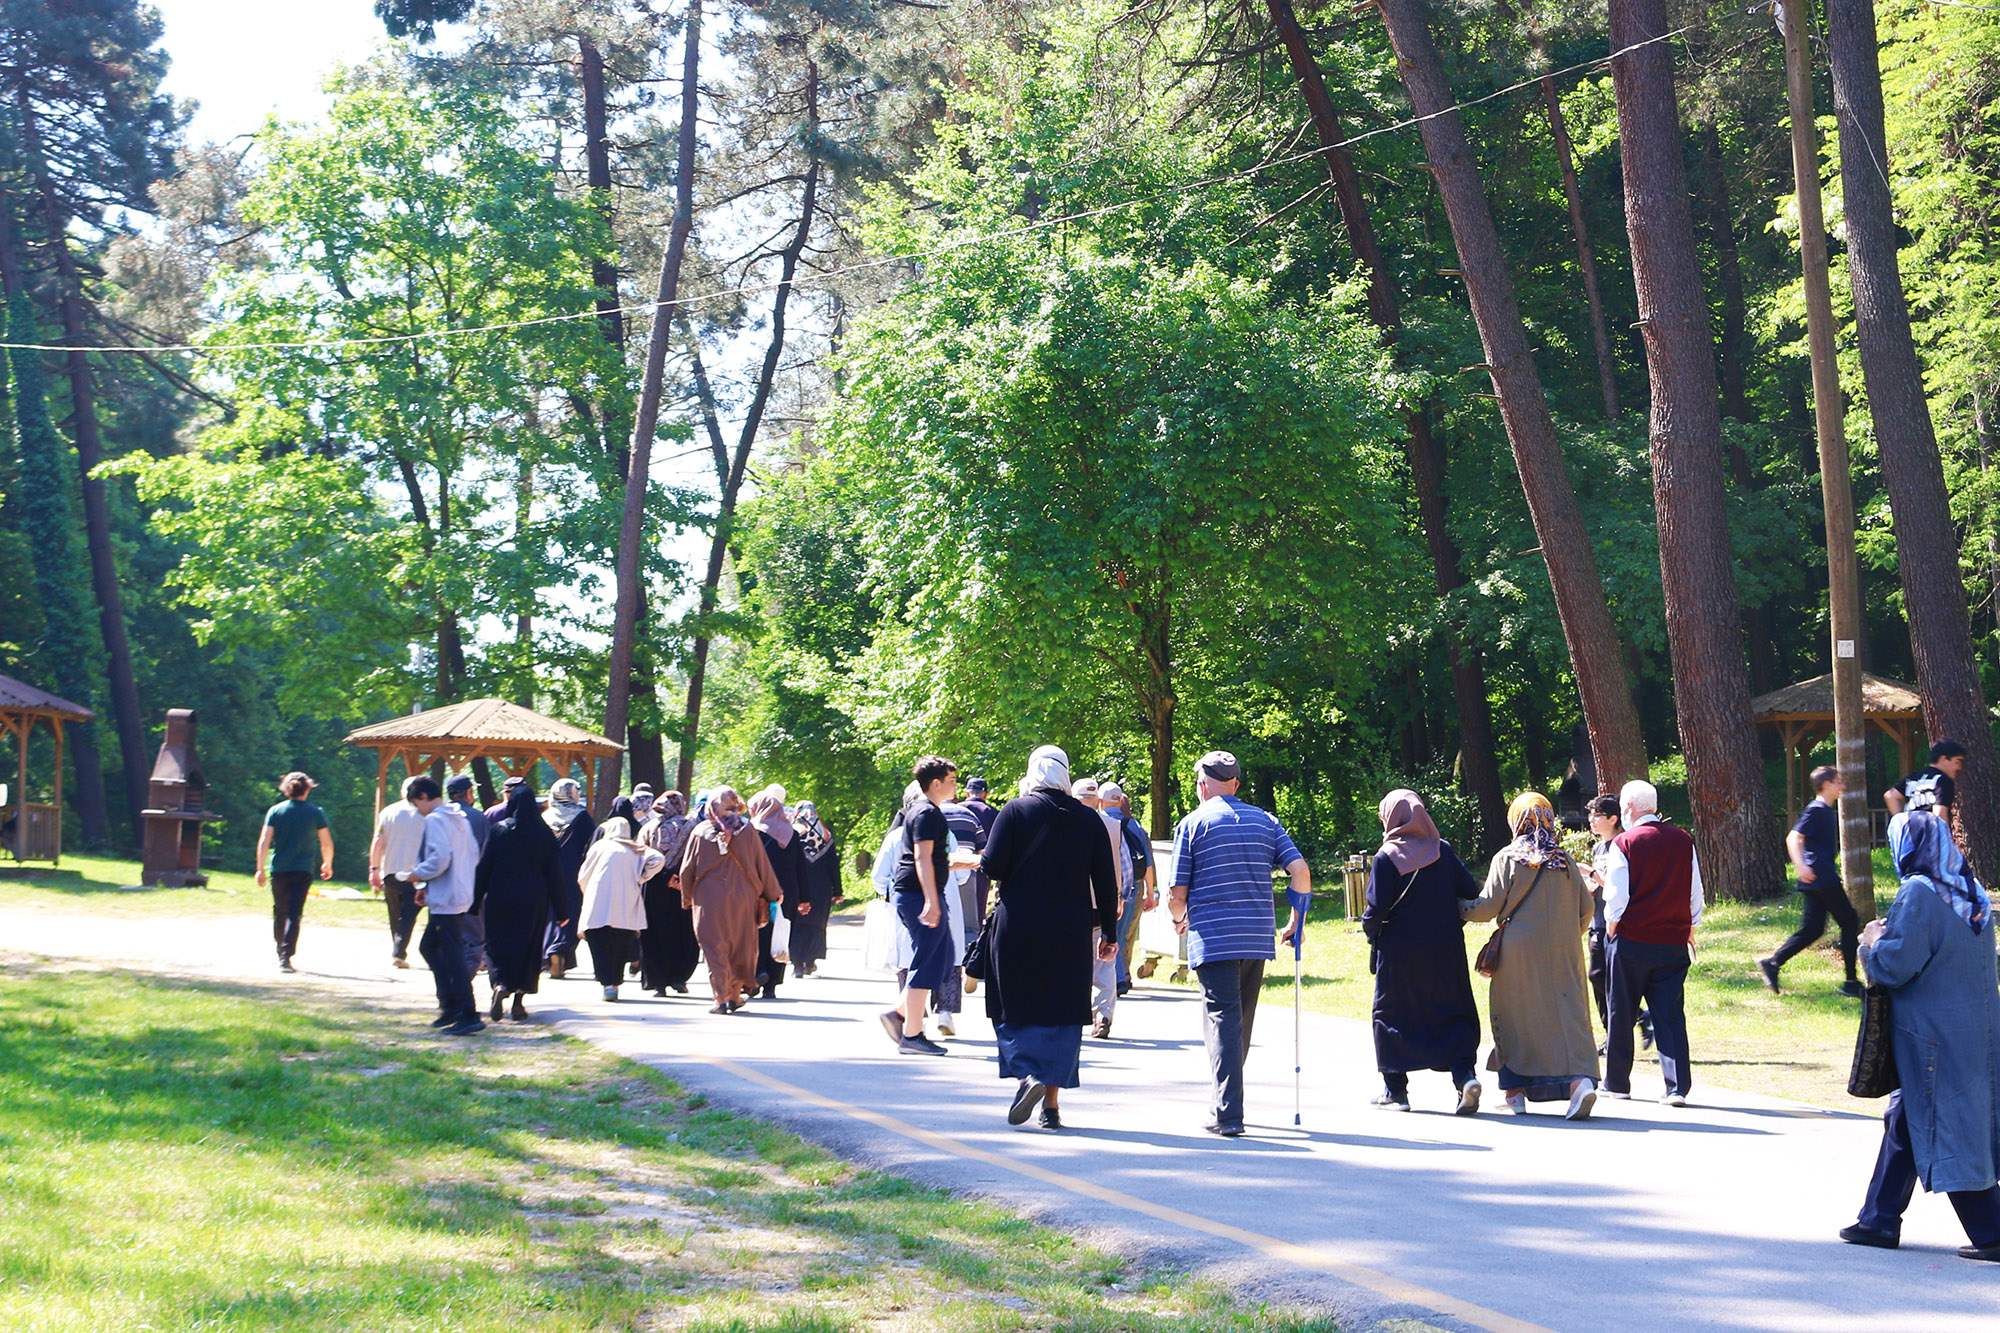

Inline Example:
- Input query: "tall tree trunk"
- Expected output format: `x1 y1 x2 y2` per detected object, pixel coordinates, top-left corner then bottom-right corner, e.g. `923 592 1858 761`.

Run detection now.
0 201 109 845
1704 129 1750 425
602 0 702 811
674 60 823 796
1266 0 1507 850
19 103 147 843
1827 0 2000 879
1607 0 1782 899
1374 0 1649 794
1539 66 1620 419
1140 579 1175 840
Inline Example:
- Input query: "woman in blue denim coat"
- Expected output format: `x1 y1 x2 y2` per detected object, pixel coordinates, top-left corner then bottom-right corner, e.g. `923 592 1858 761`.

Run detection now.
1842 811 2000 1260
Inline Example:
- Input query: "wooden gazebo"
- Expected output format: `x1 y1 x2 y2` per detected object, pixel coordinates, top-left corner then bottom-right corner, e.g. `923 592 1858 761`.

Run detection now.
1751 672 1924 824
344 699 624 815
0 673 93 864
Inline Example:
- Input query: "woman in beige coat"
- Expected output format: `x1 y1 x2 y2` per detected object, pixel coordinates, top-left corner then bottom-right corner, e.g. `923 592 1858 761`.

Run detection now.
1464 792 1600 1120
678 786 783 1013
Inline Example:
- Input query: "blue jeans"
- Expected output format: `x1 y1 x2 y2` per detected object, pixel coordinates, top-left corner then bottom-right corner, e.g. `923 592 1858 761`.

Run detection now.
1115 888 1140 988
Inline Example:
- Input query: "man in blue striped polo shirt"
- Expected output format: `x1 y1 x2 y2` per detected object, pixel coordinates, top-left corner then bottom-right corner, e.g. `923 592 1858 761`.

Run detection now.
1169 750 1310 1136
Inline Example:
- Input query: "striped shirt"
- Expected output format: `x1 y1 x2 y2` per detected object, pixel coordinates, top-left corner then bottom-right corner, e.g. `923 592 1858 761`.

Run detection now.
1170 795 1303 966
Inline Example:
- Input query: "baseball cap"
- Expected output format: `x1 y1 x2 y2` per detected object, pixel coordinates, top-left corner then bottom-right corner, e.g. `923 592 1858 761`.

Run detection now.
445 775 474 796
966 777 989 795
1197 750 1240 782
1070 777 1101 799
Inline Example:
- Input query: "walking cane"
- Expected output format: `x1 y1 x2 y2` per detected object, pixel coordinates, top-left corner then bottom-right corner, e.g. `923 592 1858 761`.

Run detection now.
1287 885 1309 1127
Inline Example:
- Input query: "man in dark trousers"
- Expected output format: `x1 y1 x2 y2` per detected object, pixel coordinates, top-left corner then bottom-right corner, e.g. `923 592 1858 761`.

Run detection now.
1601 779 1702 1107
1760 766 1864 997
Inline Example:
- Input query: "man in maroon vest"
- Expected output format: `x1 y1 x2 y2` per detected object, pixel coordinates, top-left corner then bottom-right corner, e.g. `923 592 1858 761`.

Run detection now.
1601 779 1703 1105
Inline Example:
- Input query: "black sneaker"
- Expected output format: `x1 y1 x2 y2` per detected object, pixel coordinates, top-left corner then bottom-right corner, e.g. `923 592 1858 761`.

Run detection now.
1839 1224 1899 1249
1839 980 1867 999
1757 957 1782 993
444 1019 486 1036
428 1013 456 1028
1038 1106 1063 1130
278 957 296 974
897 1033 948 1056
879 1009 905 1046
1008 1078 1048 1125
1203 1120 1245 1137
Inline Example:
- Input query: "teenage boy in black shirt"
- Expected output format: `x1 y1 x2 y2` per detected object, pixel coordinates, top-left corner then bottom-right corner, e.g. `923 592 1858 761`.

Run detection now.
1884 739 1966 827
1760 766 1864 997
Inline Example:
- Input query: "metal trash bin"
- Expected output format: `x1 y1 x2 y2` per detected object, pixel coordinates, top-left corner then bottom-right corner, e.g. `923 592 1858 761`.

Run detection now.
1342 854 1368 920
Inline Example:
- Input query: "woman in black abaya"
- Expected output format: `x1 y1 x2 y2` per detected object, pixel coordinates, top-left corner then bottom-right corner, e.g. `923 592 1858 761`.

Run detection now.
790 801 839 976
477 786 564 1021
638 791 700 995
1362 788 1483 1114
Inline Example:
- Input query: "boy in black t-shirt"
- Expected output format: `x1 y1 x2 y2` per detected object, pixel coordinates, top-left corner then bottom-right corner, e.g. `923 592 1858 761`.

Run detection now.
881 755 958 1056
1883 738 1966 827
1760 766 1863 996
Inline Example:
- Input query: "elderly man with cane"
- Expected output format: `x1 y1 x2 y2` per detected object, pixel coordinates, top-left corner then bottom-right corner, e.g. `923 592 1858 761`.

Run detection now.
1168 750 1310 1137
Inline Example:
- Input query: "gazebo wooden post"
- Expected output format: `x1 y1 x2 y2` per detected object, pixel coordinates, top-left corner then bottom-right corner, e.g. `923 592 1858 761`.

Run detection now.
51 718 63 868
12 715 26 859
373 748 392 819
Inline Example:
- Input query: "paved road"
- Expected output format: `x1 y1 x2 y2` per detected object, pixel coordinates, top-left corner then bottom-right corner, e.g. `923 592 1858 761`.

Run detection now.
5 900 1995 1333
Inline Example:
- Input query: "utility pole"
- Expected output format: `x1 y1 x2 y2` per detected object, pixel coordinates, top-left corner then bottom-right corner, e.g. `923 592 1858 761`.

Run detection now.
1781 0 1874 919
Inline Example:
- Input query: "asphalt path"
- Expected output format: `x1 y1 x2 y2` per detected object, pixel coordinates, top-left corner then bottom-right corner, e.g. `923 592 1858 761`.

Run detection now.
5 899 1996 1333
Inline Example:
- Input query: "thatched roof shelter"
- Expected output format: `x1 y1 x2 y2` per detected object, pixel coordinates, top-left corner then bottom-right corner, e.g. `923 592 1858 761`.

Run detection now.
1 673 93 864
344 699 622 814
1751 671 1925 823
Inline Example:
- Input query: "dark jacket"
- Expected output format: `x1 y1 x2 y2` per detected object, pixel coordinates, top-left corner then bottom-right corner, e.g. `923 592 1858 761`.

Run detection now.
760 831 808 919
1362 844 1482 1074
979 789 1118 1027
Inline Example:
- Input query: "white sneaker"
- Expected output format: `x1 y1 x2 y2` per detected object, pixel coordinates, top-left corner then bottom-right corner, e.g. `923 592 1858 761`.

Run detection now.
1456 1079 1482 1116
1506 1092 1528 1115
1566 1078 1597 1121
602 986 618 1001
937 1016 956 1037
1661 1091 1687 1107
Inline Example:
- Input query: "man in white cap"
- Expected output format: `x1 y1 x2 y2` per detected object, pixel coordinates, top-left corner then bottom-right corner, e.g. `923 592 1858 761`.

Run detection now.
1072 776 1131 1038
1169 750 1309 1136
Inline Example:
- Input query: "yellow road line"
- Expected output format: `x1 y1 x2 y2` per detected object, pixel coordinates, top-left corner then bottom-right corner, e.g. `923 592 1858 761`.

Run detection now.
693 1051 1556 1333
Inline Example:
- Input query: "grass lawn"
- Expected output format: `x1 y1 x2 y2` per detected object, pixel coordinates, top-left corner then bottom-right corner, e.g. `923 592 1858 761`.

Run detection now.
0 964 1338 1333
0 853 386 926
1164 850 1906 1111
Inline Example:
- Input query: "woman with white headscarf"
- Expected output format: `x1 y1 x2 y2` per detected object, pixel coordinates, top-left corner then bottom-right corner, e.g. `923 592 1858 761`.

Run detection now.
541 777 597 979
577 817 666 1001
1842 811 2000 1258
977 745 1119 1130
1362 788 1483 1114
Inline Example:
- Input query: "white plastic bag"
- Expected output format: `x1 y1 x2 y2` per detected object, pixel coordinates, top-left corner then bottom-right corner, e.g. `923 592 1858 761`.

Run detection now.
860 897 899 975
770 905 792 962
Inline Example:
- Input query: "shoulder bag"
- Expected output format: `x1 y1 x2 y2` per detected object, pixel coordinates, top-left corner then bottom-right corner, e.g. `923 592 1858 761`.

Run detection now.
961 818 1052 981
1367 866 1419 977
1848 985 1900 1099
1473 862 1547 979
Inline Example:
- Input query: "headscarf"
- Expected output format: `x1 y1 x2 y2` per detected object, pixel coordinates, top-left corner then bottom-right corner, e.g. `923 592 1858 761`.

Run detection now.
794 800 832 858
545 778 588 832
631 784 656 819
1377 788 1442 874
594 795 636 842
1890 810 1989 933
705 785 746 854
599 816 637 845
747 785 794 847
1505 791 1570 870
1024 744 1070 794
644 790 694 869
692 789 711 822
500 785 559 856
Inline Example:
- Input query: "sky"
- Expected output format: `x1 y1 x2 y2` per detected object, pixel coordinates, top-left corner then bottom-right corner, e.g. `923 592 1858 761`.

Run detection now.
150 1 450 146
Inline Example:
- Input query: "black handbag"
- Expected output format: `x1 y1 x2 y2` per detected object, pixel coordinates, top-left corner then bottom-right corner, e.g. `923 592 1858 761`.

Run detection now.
1848 985 1900 1099
1474 863 1546 979
961 821 1050 981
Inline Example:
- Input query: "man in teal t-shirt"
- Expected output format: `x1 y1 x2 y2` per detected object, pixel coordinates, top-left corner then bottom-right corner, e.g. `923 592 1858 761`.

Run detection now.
256 771 332 972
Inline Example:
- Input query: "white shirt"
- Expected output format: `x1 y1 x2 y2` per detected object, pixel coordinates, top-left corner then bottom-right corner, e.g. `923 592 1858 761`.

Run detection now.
374 800 427 879
1601 813 1704 929
579 839 666 932
410 803 481 915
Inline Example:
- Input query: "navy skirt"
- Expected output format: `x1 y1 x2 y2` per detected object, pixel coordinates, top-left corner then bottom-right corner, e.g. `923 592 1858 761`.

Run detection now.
995 1022 1083 1089
896 888 954 990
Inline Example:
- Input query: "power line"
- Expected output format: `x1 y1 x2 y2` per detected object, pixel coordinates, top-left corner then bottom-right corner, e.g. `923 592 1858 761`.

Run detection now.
0 24 1697 357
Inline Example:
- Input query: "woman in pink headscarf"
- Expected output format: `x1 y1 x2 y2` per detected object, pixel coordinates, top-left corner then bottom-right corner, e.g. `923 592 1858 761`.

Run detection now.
1361 788 1484 1114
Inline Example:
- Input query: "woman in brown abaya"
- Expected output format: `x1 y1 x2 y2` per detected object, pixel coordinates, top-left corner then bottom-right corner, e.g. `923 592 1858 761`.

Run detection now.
678 786 782 1013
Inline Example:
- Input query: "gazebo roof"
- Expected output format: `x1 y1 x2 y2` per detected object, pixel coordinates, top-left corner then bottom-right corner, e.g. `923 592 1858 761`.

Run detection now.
1751 671 1924 721
343 698 623 756
0 673 93 722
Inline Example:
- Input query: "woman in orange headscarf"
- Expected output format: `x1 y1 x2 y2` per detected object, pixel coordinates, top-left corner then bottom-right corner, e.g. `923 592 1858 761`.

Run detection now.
1464 792 1600 1119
